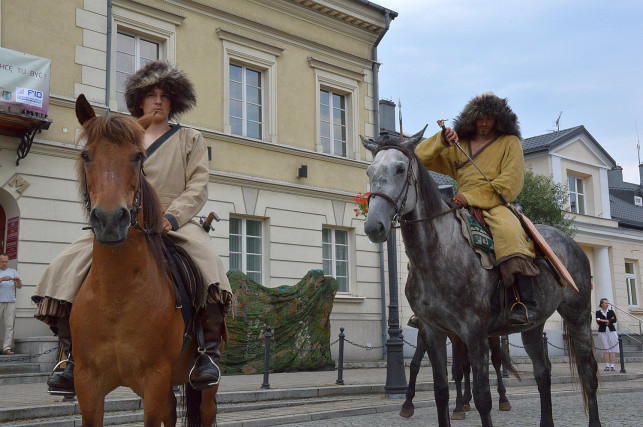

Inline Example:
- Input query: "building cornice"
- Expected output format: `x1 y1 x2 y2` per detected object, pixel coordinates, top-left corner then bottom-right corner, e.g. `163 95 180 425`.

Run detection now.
193 124 369 169
164 0 376 67
216 28 285 57
113 0 187 25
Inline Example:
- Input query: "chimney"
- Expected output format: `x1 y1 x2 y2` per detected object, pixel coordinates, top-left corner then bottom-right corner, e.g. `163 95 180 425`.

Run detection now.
608 166 623 187
379 99 396 134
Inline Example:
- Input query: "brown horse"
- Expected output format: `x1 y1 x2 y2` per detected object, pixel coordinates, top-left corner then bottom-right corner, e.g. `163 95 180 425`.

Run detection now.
69 94 219 426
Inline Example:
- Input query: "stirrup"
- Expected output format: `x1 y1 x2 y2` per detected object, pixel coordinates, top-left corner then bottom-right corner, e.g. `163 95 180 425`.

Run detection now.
188 352 221 390
47 359 76 396
508 301 533 326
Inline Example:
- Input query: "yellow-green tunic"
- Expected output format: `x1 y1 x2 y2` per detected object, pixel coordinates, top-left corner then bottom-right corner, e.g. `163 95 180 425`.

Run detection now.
415 131 535 261
34 126 231 307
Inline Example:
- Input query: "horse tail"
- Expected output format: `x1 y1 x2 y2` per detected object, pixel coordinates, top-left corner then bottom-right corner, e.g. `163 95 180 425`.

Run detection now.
563 322 589 413
183 383 202 427
499 342 521 381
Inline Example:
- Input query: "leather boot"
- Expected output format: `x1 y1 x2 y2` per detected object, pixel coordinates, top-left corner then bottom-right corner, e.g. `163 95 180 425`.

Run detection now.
508 275 536 325
190 302 224 390
47 317 75 395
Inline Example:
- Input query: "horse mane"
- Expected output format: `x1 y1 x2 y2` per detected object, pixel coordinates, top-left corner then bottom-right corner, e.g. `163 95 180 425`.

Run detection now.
410 150 450 214
76 114 166 269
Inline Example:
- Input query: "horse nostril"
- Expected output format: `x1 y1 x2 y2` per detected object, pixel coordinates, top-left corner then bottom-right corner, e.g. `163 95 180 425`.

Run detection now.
116 207 131 226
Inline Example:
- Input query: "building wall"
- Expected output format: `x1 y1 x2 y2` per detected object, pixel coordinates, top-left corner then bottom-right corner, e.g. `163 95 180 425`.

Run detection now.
0 0 393 361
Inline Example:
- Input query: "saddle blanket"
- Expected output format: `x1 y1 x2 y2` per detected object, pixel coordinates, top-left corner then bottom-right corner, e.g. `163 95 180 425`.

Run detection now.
455 208 496 270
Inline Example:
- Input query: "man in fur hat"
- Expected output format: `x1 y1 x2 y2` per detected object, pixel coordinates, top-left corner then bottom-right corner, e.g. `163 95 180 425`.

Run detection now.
33 61 231 394
415 92 538 325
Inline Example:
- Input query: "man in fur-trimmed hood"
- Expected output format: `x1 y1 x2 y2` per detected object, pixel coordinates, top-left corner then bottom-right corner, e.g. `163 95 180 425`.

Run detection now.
35 60 231 395
453 91 521 140
415 92 538 326
125 60 196 119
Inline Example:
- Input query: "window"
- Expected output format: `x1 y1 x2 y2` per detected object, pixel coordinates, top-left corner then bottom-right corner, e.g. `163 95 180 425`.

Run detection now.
320 90 347 156
229 218 263 284
625 261 639 307
309 57 363 159
322 228 349 293
568 175 585 214
635 196 642 206
229 64 263 139
218 29 282 143
115 32 160 112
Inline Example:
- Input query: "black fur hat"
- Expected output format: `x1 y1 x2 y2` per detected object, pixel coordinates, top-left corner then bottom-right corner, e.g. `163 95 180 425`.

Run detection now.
453 91 521 140
125 60 196 119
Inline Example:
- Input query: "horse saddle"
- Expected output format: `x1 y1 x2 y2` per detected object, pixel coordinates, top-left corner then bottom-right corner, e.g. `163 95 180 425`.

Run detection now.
455 207 496 270
161 235 204 349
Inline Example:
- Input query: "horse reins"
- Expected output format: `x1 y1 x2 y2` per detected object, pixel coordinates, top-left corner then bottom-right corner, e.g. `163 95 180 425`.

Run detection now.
369 145 458 227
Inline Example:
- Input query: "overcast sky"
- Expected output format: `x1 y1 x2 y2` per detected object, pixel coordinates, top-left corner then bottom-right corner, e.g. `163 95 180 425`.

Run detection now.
372 0 643 183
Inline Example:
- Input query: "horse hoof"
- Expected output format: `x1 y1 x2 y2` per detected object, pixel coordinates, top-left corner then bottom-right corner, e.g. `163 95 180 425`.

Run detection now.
399 408 414 418
451 411 466 420
499 402 511 411
463 404 471 411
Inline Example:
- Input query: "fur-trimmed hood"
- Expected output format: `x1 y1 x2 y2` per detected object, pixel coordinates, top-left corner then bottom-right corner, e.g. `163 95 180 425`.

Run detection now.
453 92 521 140
125 60 196 119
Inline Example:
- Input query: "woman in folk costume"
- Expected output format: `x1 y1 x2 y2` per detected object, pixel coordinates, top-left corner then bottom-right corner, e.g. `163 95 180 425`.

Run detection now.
596 298 619 371
415 92 538 325
33 60 232 393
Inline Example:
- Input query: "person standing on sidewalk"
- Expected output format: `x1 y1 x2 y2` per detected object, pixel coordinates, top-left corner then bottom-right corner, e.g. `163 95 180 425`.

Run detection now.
0 253 22 355
596 298 619 371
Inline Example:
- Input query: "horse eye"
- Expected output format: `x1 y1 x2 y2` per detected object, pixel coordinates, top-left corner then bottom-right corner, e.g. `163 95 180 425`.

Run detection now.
134 153 144 163
81 151 91 162
396 166 406 174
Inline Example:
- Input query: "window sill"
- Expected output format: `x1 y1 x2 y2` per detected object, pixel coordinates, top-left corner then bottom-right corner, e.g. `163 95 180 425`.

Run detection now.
334 294 365 303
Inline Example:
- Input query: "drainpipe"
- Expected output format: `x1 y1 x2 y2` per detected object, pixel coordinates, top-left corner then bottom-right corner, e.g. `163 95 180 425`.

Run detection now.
105 0 112 113
371 9 392 357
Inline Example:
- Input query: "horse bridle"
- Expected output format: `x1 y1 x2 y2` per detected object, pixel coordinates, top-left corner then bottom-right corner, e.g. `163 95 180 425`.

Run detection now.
368 145 417 223
368 144 458 226
82 160 147 234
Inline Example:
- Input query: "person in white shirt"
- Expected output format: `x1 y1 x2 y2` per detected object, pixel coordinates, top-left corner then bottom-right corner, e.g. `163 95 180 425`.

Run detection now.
0 253 22 355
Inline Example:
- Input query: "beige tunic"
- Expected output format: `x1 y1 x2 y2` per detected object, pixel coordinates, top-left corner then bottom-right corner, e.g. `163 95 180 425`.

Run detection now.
34 126 231 305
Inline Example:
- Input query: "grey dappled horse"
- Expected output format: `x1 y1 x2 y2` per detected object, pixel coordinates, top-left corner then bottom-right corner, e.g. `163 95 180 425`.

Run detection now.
400 331 517 420
361 130 600 427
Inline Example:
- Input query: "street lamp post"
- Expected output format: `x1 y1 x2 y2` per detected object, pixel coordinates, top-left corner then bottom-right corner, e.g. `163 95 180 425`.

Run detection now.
384 229 407 397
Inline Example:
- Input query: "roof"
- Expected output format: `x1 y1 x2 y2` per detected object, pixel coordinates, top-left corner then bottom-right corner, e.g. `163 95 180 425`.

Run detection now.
609 194 643 230
522 126 616 166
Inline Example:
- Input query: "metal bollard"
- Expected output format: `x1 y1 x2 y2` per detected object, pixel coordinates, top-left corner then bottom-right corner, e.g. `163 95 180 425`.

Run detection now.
542 332 549 359
261 326 272 389
501 335 509 378
618 334 626 374
336 327 345 385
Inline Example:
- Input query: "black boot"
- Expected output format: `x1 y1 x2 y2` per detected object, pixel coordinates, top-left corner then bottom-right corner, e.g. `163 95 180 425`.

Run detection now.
47 317 75 395
508 275 536 325
190 302 225 390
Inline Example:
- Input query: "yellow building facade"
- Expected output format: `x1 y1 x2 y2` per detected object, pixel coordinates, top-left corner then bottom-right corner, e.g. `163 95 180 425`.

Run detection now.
0 0 397 361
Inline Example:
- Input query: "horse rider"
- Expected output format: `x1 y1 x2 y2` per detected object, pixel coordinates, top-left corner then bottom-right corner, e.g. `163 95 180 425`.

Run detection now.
32 60 232 393
415 91 538 325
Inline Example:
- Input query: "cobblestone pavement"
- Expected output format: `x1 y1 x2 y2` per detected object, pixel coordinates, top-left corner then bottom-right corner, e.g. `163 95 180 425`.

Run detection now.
295 389 643 426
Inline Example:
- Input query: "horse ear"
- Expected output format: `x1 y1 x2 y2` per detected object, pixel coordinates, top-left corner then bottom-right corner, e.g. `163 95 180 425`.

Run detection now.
137 112 155 130
402 124 428 151
75 94 95 126
360 135 379 155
